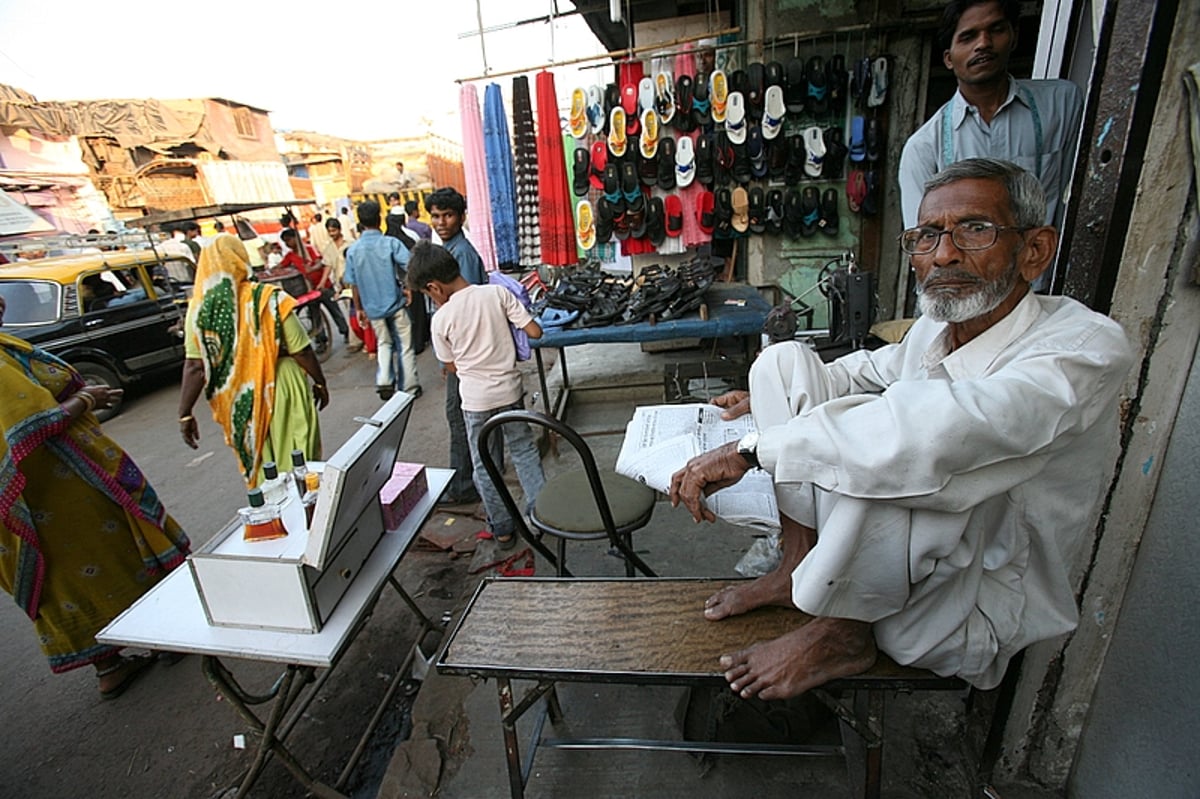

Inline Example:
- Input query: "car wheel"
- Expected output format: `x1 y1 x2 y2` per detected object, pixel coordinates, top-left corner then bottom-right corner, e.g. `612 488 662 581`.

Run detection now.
73 360 123 422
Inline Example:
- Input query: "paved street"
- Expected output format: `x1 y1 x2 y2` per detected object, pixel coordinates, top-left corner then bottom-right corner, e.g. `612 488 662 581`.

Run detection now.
0 342 476 799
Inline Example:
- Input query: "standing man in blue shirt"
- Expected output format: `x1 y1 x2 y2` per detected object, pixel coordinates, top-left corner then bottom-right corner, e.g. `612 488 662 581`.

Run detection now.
425 187 496 505
344 201 421 401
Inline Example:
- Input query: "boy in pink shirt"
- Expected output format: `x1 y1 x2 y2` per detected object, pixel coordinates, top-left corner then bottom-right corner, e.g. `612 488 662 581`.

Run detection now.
406 242 545 548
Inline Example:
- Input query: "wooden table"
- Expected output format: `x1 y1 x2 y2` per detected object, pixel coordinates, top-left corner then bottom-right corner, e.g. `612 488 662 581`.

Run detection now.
438 577 965 799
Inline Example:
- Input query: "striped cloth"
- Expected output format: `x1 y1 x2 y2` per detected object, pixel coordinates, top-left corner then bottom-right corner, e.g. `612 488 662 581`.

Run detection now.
512 75 542 268
459 84 498 272
484 83 519 270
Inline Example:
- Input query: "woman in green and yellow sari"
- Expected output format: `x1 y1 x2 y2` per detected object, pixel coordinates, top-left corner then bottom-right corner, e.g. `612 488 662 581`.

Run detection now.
178 233 328 487
0 295 190 697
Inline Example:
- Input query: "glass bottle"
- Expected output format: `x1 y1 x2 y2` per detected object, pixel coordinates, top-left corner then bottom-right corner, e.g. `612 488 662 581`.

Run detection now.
260 462 291 507
290 449 309 498
302 471 320 526
240 488 288 542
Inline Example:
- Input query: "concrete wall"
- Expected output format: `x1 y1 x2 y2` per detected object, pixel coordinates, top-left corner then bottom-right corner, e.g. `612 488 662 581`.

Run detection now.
1001 0 1200 787
1068 313 1200 797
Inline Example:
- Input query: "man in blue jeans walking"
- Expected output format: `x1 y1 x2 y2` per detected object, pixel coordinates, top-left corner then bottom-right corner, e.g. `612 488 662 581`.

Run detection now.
344 201 420 400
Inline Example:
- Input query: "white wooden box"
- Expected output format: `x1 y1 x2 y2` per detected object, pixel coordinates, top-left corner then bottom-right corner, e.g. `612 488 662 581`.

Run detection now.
188 394 415 633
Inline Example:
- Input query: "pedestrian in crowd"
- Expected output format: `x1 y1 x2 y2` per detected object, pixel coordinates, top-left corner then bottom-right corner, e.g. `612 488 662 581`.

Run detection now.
404 200 434 241
178 234 328 487
407 242 544 549
308 212 332 254
383 210 428 355
323 217 370 354
278 227 350 346
343 201 420 400
181 221 202 261
425 187 494 505
386 192 405 216
339 207 358 241
0 295 191 698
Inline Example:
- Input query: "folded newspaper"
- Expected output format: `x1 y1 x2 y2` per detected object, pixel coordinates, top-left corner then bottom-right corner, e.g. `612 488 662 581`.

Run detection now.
615 403 780 532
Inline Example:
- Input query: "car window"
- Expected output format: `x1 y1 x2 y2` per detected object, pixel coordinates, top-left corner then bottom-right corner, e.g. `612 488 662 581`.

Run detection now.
0 280 59 325
81 267 149 312
158 256 195 286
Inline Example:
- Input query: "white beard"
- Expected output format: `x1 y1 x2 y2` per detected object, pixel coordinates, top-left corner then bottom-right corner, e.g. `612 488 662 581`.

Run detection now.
916 260 1019 323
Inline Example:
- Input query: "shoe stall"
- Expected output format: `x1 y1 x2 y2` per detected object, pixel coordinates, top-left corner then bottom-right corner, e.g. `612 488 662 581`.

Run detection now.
454 11 900 366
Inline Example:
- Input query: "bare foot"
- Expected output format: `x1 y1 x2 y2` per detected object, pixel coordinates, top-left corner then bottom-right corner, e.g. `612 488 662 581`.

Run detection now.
705 516 817 621
719 617 876 701
704 571 794 620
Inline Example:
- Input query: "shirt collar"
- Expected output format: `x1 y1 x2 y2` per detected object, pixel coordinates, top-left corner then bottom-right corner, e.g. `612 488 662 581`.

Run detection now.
950 75 1023 128
920 291 1041 379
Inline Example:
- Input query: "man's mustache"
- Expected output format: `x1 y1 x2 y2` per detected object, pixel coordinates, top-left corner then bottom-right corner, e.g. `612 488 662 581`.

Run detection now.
916 267 985 293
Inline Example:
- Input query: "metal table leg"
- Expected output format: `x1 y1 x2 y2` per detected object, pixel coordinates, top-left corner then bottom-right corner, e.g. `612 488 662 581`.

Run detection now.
202 656 348 799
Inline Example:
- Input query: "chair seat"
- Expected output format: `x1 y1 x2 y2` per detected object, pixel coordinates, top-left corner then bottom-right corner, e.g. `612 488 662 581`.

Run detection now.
534 471 656 535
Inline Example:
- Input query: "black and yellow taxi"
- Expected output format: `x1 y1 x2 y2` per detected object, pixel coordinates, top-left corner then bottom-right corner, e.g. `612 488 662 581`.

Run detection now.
0 246 193 419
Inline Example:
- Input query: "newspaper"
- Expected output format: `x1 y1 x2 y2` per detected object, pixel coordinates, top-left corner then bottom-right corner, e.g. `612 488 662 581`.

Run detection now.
615 404 780 532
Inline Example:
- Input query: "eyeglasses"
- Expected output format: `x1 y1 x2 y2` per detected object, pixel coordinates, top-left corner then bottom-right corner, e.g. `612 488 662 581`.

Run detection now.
898 221 1028 255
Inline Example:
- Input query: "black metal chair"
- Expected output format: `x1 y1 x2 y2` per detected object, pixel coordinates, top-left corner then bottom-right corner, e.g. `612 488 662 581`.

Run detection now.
477 409 657 577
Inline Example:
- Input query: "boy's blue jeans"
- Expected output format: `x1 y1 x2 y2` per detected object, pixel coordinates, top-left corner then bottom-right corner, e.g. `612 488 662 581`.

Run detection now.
462 400 545 539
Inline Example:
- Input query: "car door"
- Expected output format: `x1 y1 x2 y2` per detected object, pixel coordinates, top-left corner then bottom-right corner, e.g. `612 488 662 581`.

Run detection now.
78 264 183 376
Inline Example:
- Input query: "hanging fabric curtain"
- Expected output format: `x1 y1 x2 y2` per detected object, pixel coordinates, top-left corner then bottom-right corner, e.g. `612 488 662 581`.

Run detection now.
535 70 575 266
483 83 519 270
459 84 499 272
511 75 542 269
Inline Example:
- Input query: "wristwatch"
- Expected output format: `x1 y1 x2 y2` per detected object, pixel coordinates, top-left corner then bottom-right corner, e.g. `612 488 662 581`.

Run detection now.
737 431 761 469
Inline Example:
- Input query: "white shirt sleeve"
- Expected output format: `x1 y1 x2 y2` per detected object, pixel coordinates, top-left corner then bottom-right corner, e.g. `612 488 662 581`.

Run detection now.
757 310 1132 513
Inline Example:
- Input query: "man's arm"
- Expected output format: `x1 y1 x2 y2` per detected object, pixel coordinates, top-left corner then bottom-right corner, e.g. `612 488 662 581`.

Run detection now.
759 321 1133 512
898 119 940 228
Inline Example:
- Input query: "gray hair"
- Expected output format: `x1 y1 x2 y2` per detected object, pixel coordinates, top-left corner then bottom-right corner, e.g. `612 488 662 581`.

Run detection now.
924 158 1047 229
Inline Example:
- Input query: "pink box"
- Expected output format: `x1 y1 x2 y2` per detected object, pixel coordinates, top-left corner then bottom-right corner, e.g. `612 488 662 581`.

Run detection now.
379 462 428 530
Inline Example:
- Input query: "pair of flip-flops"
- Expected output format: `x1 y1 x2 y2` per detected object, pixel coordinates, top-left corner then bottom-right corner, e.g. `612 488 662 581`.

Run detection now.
725 92 747 144
576 200 596 250
851 57 889 108
848 117 884 163
846 170 878 216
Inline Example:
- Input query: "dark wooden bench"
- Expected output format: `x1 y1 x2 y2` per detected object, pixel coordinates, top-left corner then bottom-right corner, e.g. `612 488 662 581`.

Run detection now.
437 577 966 799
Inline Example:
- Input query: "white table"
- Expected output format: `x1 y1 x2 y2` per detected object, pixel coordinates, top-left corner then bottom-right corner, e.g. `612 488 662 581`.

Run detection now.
99 468 452 799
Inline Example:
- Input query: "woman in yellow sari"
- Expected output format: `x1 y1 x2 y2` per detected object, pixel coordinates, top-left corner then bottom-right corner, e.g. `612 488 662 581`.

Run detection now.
0 296 190 697
178 233 328 487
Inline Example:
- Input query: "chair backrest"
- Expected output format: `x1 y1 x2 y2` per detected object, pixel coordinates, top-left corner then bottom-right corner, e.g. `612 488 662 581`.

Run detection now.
477 409 655 576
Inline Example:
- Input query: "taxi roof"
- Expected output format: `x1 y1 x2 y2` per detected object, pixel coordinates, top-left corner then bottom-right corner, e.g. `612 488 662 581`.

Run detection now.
0 249 177 283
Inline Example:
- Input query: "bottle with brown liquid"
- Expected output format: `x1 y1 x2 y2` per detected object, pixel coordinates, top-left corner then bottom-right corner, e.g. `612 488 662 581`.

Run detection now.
302 471 321 526
240 488 288 542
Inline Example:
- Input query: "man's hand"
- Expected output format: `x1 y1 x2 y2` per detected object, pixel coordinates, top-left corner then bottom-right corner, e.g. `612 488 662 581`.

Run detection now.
711 389 751 420
669 441 754 523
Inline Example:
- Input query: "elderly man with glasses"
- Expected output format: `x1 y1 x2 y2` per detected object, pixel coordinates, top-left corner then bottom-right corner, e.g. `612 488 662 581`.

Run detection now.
670 158 1132 699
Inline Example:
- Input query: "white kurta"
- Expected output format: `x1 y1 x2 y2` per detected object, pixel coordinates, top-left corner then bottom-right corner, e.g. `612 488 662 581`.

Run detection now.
751 293 1132 688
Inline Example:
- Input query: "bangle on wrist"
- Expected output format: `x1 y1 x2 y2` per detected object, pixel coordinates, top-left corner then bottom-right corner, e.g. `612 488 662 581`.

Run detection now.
75 391 96 412
313 383 325 389
179 415 194 423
